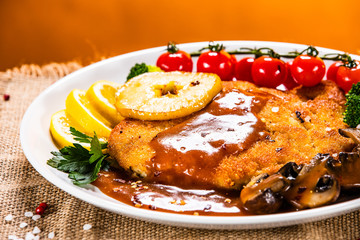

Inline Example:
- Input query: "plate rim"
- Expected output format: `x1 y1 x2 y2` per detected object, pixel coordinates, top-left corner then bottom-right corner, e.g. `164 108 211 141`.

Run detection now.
20 40 360 229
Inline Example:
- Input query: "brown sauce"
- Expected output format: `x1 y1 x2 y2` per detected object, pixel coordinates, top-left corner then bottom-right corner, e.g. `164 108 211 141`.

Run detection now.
92 89 360 216
93 89 272 216
92 168 360 216
148 89 269 188
93 169 249 216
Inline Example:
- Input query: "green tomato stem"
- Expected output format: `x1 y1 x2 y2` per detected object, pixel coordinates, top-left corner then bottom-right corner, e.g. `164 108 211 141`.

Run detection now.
189 43 358 68
167 41 179 54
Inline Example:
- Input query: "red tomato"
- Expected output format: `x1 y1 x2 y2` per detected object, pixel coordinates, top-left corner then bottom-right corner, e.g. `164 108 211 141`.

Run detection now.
197 50 234 81
251 56 287 88
336 61 360 92
326 61 342 81
230 54 237 66
234 57 254 82
291 55 326 87
277 61 300 90
230 54 237 80
156 50 193 72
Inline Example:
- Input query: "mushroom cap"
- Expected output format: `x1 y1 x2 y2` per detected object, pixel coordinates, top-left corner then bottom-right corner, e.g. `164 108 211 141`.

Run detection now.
240 173 290 214
284 154 340 209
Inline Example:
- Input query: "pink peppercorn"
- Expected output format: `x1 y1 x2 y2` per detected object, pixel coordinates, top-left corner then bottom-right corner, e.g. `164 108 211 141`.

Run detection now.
35 202 48 215
3 94 10 101
39 202 48 209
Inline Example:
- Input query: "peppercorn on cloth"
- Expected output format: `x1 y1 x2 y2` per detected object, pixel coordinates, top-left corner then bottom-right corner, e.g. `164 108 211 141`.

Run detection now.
1 62 360 240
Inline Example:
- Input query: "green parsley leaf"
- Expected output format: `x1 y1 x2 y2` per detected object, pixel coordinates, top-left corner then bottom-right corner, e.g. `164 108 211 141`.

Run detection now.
68 156 106 186
47 128 109 185
70 127 92 143
70 127 108 149
89 132 103 164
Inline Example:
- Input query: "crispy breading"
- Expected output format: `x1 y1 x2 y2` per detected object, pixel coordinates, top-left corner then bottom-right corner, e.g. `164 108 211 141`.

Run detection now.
108 80 354 189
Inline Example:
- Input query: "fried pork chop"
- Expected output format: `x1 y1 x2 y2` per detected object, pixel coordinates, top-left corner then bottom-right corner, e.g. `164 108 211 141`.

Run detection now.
108 80 354 189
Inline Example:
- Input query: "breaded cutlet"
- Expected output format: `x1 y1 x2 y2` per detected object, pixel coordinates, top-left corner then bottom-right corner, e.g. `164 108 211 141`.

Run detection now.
108 80 354 189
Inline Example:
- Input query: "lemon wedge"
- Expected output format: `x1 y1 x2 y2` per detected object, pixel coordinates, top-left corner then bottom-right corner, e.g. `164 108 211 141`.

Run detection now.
86 80 124 126
115 71 222 120
50 110 91 149
65 89 112 138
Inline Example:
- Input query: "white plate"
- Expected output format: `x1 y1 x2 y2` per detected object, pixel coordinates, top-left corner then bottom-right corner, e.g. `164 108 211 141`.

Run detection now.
20 41 360 229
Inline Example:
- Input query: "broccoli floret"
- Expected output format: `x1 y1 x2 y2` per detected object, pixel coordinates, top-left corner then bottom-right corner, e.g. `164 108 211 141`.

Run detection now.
347 82 360 96
126 63 162 81
344 82 360 128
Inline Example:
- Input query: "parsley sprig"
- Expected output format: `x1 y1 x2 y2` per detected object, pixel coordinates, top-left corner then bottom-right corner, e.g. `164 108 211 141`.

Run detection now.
47 127 109 185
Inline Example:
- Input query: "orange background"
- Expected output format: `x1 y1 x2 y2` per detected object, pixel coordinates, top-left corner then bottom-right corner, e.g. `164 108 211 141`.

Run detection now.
1 0 359 71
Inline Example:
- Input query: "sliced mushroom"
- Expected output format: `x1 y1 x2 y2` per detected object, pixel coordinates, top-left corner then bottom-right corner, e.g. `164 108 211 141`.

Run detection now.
284 154 340 209
339 128 360 144
240 173 290 214
329 128 360 188
239 126 360 214
277 162 302 181
327 151 360 188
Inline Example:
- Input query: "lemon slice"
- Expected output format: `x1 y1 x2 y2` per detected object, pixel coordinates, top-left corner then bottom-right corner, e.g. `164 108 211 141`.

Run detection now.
65 89 112 138
50 110 91 149
86 80 124 126
115 71 222 120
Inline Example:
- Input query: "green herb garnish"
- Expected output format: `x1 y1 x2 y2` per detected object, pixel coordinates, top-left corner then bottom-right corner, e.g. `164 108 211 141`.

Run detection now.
47 127 109 185
344 82 360 128
126 63 162 82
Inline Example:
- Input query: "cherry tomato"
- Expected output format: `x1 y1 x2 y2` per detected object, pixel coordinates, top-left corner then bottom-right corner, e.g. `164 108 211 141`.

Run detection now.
326 61 342 81
251 56 287 88
234 57 254 82
277 61 300 90
230 54 237 80
291 55 326 87
197 50 234 81
156 43 193 72
336 61 360 92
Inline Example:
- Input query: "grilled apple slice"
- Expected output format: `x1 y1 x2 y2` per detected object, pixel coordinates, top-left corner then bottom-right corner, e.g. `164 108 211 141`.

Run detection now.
115 71 222 120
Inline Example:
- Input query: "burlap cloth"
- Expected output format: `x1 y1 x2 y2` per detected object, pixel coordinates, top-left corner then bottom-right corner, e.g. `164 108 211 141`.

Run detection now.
1 62 360 240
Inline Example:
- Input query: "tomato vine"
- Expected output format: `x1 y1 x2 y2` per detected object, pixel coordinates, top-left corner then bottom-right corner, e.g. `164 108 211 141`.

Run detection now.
190 44 357 68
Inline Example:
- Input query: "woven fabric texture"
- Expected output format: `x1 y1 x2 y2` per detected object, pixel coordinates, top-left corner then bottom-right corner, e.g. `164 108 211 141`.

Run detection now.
0 63 360 240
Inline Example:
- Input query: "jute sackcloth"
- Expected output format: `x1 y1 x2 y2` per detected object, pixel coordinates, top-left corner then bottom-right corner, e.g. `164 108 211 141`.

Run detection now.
1 62 360 240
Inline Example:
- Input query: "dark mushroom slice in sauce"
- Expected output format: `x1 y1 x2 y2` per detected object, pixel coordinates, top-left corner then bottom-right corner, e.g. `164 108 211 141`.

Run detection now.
240 172 290 214
240 126 360 214
284 154 340 210
327 150 360 188
333 128 360 188
339 128 360 144
239 162 301 214
277 162 303 181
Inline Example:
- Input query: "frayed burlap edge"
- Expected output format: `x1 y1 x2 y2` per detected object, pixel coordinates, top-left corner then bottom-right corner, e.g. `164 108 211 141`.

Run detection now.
4 61 82 79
